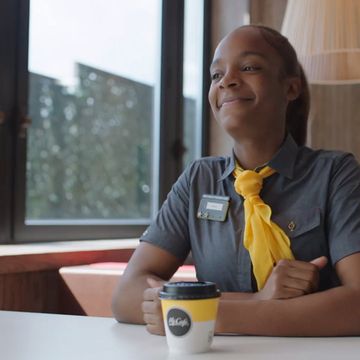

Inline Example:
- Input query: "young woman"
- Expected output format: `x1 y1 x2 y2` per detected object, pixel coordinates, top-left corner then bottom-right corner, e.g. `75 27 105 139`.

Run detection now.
112 25 360 336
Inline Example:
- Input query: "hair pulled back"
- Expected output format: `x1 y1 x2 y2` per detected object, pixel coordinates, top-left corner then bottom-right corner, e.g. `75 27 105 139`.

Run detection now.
241 25 310 146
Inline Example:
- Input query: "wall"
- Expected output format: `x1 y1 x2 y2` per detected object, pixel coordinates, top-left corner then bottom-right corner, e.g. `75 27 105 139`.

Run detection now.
0 245 135 314
309 85 360 158
250 0 287 30
0 271 60 313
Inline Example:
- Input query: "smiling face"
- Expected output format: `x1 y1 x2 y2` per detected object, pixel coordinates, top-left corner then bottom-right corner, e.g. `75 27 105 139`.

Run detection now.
208 26 299 142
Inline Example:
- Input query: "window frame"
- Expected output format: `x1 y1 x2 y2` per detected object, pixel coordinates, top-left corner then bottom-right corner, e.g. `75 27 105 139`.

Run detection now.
0 0 211 244
0 0 20 244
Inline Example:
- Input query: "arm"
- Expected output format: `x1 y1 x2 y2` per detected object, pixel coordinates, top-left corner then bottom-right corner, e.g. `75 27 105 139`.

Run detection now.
222 256 328 301
130 248 328 335
217 155 360 335
112 161 194 331
111 241 271 332
216 252 360 336
111 242 183 325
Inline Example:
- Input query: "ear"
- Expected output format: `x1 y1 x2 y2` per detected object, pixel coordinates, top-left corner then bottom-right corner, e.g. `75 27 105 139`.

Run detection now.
285 76 301 101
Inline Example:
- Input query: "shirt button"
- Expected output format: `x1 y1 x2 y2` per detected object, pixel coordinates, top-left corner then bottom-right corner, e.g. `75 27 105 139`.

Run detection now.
288 221 296 232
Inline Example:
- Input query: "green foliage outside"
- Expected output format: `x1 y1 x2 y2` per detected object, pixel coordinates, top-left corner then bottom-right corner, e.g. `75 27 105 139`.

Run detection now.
27 64 153 220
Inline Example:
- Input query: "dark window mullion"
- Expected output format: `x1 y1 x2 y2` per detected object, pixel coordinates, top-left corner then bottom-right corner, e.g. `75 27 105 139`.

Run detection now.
201 0 212 157
13 0 30 243
158 0 185 205
0 0 21 244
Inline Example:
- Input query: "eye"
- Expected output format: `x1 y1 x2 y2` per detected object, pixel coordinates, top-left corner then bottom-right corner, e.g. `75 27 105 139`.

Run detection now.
242 65 261 72
211 72 222 81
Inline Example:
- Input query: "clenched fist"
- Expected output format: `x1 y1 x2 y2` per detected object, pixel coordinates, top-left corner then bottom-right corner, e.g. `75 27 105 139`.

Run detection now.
256 256 328 300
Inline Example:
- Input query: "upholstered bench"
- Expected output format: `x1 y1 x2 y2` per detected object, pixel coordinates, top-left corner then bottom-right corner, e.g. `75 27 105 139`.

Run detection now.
59 262 196 317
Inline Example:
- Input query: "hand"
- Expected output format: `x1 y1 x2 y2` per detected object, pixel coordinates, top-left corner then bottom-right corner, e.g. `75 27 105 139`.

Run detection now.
256 256 328 300
142 278 166 335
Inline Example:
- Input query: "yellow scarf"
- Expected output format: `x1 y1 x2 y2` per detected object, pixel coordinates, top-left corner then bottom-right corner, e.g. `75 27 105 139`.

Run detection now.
233 163 294 289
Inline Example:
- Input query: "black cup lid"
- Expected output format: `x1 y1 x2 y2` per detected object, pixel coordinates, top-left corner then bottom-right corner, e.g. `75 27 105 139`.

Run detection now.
159 281 220 300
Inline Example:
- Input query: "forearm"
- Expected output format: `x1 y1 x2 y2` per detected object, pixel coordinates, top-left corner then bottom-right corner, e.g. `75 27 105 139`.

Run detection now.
112 272 164 324
111 242 184 325
216 286 360 336
221 292 258 300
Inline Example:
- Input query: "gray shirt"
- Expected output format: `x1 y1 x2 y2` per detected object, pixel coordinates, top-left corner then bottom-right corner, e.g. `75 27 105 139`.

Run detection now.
140 135 360 292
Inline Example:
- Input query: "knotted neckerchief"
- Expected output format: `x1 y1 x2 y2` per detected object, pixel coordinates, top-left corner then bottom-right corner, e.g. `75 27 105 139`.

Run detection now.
233 163 294 289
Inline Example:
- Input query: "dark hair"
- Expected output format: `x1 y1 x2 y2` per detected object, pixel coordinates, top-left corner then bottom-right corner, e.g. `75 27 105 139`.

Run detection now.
241 25 310 146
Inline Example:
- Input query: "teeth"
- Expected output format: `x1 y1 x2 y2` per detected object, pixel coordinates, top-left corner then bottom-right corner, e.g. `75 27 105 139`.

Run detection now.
222 98 252 105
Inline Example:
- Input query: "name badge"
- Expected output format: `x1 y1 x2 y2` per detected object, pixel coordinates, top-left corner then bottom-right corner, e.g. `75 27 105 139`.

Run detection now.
197 194 230 222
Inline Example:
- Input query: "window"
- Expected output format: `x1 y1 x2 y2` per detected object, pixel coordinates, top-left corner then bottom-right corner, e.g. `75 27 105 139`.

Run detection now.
27 0 159 222
182 0 209 167
0 0 210 243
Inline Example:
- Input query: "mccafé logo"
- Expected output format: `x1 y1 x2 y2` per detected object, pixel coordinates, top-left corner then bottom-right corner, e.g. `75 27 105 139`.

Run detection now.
167 308 192 336
169 317 189 327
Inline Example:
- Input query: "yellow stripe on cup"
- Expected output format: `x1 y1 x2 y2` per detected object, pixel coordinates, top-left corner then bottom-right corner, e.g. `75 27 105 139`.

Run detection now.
161 298 219 322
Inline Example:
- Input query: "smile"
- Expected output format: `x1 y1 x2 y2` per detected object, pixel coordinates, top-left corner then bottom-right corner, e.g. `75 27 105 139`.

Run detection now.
219 96 254 108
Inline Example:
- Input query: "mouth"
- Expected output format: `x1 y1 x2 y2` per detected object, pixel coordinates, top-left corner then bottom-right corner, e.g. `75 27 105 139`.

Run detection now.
218 96 254 108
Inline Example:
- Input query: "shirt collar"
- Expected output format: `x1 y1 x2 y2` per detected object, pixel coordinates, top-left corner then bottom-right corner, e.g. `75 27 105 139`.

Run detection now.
218 133 298 181
218 152 236 181
268 133 298 179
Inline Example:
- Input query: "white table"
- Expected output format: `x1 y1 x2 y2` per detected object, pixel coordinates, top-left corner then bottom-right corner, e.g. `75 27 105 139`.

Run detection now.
1 310 359 360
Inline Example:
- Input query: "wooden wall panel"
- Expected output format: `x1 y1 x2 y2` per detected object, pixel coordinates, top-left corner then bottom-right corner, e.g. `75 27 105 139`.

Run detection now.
308 85 360 161
0 271 59 313
0 247 134 314
250 0 288 30
0 248 135 275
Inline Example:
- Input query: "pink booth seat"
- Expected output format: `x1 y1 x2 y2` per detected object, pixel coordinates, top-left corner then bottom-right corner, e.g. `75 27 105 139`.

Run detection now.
59 262 196 317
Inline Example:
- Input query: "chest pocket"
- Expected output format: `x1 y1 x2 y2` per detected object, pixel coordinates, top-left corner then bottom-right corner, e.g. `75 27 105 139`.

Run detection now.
273 207 321 238
272 207 324 261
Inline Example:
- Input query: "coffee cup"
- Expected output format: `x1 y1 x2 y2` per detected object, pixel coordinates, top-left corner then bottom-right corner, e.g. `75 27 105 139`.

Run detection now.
159 281 221 354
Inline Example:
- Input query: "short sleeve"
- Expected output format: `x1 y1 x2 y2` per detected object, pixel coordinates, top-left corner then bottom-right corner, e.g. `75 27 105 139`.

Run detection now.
139 162 196 261
327 153 360 264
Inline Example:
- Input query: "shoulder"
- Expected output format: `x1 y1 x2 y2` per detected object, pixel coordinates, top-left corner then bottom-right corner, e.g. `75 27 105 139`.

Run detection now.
190 155 230 169
297 146 360 184
169 155 230 199
297 145 359 169
184 156 231 181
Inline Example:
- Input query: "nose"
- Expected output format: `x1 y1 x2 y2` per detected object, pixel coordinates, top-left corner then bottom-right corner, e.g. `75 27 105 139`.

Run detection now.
219 68 241 89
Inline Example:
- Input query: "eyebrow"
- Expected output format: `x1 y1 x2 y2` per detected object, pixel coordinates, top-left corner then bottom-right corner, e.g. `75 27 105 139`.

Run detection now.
210 51 267 69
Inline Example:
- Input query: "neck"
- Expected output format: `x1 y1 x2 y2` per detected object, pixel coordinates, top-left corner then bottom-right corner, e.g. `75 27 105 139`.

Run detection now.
233 134 285 170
